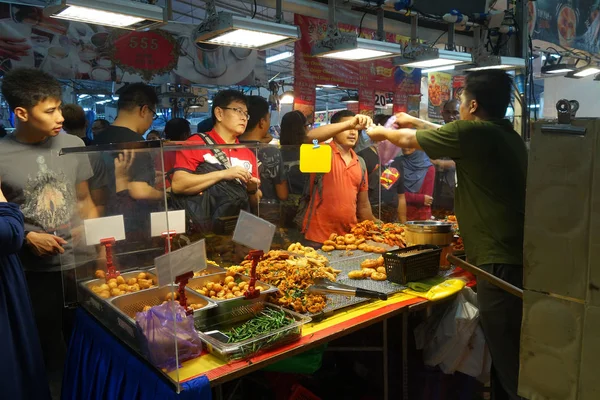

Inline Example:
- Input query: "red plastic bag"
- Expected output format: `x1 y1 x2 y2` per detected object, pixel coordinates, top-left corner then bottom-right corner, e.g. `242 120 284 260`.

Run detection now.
135 301 203 371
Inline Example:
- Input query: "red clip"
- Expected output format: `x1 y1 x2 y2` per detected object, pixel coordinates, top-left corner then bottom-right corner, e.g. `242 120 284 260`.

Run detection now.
100 237 119 281
161 230 177 254
175 271 194 315
244 250 264 300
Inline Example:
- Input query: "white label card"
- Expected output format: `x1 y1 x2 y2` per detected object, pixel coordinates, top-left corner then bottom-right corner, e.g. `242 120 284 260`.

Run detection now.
155 239 207 287
84 215 126 246
150 210 186 237
232 210 276 253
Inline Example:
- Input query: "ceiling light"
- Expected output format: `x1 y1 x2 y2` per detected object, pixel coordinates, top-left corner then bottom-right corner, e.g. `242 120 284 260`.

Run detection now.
44 0 166 30
313 34 402 61
266 51 294 64
318 84 338 88
421 65 456 74
541 64 576 74
280 91 294 104
395 48 472 68
460 56 526 71
195 12 300 50
566 66 600 78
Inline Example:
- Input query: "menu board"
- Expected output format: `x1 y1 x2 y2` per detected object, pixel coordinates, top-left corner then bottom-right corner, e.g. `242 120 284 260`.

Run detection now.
427 72 452 120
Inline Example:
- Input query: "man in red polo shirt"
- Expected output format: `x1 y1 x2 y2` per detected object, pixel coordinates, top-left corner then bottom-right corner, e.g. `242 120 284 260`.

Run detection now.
171 90 260 220
302 110 376 244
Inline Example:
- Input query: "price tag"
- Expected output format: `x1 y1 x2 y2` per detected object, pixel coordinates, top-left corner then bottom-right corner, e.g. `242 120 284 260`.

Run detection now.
84 215 126 246
150 210 186 237
299 141 332 173
155 239 207 287
374 91 387 108
232 211 276 253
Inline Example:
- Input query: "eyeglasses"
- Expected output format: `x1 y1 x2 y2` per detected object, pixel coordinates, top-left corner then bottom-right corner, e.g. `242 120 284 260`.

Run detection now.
221 107 250 121
141 105 159 120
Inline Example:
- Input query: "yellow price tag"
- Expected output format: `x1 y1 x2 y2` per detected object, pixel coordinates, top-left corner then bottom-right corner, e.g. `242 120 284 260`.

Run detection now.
300 140 332 173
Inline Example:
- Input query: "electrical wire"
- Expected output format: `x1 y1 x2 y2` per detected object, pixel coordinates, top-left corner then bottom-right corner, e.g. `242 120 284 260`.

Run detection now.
358 10 368 37
251 0 257 19
430 31 447 47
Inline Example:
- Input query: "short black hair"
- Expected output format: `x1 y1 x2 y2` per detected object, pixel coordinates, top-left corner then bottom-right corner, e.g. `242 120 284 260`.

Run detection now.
442 99 460 111
280 110 307 146
62 104 87 132
1 68 62 111
93 119 110 129
330 109 355 124
373 114 391 126
197 117 214 133
116 83 158 112
245 96 270 133
464 70 512 119
211 90 246 124
164 118 191 141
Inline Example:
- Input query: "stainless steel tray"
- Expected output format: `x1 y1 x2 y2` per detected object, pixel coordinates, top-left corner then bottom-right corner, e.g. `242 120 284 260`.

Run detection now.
148 263 225 278
109 285 217 339
187 273 278 322
79 270 158 311
405 220 454 233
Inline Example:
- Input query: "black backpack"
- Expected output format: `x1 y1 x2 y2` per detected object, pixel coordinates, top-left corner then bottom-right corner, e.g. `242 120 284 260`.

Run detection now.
168 133 250 234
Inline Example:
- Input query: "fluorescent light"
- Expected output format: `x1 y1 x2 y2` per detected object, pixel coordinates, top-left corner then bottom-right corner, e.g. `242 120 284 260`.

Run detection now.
574 67 600 77
312 34 402 61
195 12 300 50
421 65 456 74
44 0 166 30
460 56 526 71
266 51 293 64
280 91 294 104
318 84 337 88
541 64 576 74
395 48 473 68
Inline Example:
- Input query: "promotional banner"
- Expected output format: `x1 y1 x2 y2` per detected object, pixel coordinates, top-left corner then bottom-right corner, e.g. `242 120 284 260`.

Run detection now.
452 75 466 100
293 14 421 118
0 4 266 85
427 72 452 120
530 0 600 53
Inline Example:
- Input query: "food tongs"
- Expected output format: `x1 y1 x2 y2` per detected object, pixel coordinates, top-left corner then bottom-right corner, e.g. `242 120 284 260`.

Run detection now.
308 278 388 300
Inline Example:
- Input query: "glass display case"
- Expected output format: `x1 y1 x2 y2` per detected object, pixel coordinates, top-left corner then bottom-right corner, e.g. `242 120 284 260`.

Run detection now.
57 138 414 391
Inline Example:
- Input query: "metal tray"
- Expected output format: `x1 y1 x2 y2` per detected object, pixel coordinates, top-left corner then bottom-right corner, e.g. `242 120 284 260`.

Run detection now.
187 273 278 322
148 263 225 278
405 221 454 233
109 285 217 340
79 270 158 309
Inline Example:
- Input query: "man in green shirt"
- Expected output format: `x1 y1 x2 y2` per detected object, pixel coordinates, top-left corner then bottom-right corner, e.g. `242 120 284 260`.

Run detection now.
368 70 526 400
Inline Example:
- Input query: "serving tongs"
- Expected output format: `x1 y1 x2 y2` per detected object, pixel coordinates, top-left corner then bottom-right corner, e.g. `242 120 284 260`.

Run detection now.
308 278 388 300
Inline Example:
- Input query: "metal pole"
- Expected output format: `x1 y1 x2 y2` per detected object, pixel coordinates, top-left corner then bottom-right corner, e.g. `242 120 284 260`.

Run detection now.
383 319 389 400
446 23 455 51
328 0 335 27
410 14 418 46
447 254 524 298
402 311 409 400
275 0 283 23
377 7 384 41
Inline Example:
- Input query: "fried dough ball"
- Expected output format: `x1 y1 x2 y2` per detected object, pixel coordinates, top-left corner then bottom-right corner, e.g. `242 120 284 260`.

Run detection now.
371 272 387 281
358 243 368 250
373 246 386 254
346 244 358 250
224 276 235 284
323 240 336 247
110 288 121 296
335 244 347 250
99 291 111 299
348 270 367 279
322 245 335 252
377 256 385 266
362 268 376 277
127 278 137 286
95 270 105 279
99 284 110 292
377 267 387 274
329 233 338 241
344 234 356 244
116 276 125 284
355 238 366 245
118 284 129 291
165 291 179 301
142 305 152 312
361 259 379 269
108 281 118 289
107 278 117 285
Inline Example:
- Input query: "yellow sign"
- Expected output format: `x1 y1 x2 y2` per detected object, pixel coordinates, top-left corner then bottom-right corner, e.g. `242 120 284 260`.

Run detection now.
300 141 332 173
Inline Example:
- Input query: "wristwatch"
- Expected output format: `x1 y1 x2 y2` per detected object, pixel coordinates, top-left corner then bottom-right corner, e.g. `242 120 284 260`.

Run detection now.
247 189 258 195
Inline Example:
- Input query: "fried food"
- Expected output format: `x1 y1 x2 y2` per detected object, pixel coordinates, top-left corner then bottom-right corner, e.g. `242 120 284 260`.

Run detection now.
361 259 379 269
346 244 358 250
335 244 347 250
190 276 264 301
322 245 335 252
329 233 338 241
377 267 386 274
348 270 367 279
227 249 338 314
344 234 356 244
362 268 376 277
371 272 387 281
90 274 156 299
95 270 105 279
323 240 336 247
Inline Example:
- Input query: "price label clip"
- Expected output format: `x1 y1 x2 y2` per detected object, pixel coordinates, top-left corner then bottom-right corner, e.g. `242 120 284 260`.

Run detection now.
100 237 119 281
244 250 264 300
175 270 194 315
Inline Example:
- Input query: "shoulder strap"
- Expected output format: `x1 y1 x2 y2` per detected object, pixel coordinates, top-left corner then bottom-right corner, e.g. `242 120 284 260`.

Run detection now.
357 155 367 187
302 173 324 233
198 132 231 168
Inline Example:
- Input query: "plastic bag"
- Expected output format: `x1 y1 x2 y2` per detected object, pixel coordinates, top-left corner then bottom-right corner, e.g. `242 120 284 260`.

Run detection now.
135 301 203 371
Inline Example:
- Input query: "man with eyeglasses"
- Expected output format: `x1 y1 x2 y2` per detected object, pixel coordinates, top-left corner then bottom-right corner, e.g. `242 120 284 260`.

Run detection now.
172 90 260 228
93 83 163 241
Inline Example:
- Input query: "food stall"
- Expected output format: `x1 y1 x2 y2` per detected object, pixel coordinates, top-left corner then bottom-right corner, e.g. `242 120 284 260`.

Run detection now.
58 141 472 400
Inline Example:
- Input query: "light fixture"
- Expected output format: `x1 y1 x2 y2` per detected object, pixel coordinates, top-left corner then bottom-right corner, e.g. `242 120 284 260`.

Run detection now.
318 84 338 88
459 56 526 71
541 64 576 74
280 91 294 104
195 0 300 50
395 48 473 68
44 0 167 30
565 65 600 78
266 51 293 64
421 65 456 74
312 2 402 61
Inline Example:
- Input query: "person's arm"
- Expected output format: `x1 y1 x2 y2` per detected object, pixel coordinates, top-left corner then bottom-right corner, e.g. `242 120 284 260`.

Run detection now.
127 182 164 201
367 127 423 150
421 166 436 201
404 191 425 206
357 191 376 221
432 159 456 170
395 112 442 130
306 114 373 143
76 180 99 220
0 181 25 253
171 170 225 195
397 193 407 223
275 181 289 201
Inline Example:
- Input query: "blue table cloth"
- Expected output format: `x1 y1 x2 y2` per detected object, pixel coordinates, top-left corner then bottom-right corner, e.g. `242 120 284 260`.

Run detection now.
62 308 211 400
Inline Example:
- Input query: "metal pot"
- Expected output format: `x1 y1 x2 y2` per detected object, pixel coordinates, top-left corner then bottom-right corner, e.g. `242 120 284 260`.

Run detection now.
405 221 454 233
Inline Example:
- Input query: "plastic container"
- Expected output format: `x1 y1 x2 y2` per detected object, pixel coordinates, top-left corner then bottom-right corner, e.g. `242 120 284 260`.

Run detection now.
383 244 442 284
197 302 311 361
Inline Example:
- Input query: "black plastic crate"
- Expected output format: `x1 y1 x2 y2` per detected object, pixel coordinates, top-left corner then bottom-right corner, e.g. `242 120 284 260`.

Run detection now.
383 245 442 284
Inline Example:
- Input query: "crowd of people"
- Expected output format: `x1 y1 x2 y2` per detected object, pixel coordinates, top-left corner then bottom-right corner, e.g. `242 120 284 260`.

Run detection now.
0 67 525 400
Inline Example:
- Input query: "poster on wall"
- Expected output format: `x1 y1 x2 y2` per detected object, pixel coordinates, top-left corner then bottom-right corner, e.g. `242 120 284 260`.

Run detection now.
0 4 266 85
530 0 600 53
427 72 452 120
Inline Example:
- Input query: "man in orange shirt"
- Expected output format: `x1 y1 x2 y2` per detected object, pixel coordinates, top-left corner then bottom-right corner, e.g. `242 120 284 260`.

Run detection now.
302 110 376 244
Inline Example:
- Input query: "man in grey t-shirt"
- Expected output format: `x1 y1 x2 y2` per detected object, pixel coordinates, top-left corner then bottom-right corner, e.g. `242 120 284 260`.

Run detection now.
0 68 99 399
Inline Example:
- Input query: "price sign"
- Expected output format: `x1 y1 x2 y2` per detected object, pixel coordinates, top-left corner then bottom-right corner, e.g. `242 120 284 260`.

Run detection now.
150 210 186 237
84 215 126 246
374 91 387 108
110 30 179 81
299 142 332 173
232 211 276 253
155 239 207 287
